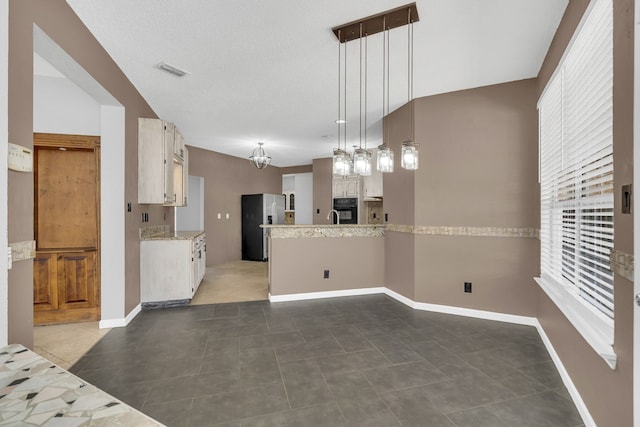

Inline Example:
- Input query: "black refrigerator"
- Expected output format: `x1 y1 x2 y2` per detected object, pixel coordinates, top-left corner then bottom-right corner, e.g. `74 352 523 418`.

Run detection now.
241 194 285 261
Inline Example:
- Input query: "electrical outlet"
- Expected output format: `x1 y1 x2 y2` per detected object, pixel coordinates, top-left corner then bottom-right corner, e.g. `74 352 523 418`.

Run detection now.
323 270 330 279
127 202 132 212
464 282 472 293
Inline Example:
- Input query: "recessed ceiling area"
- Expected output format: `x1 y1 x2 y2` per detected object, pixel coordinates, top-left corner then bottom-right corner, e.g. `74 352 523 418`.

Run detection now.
65 0 568 167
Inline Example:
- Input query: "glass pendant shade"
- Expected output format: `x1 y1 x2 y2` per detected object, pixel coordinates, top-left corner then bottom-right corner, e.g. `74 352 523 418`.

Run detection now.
376 144 394 173
401 141 419 170
249 143 271 169
332 148 350 176
353 148 372 176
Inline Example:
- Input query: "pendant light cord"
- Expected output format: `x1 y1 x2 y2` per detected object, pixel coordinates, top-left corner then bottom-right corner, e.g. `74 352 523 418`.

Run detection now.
337 29 341 151
408 8 415 143
364 33 368 149
359 23 363 149
344 36 347 151
385 23 390 145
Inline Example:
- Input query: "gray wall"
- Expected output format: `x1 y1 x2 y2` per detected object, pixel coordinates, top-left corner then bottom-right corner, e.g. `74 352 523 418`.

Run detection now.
312 157 333 225
270 236 384 296
384 79 539 317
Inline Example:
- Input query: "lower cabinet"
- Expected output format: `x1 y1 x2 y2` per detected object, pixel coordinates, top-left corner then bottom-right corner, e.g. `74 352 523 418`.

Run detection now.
140 233 206 305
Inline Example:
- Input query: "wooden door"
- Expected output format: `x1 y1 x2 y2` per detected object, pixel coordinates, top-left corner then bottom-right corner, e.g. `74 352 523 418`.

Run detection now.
33 133 101 325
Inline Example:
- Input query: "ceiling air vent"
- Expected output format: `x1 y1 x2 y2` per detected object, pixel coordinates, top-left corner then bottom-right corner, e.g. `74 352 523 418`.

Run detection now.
156 61 191 77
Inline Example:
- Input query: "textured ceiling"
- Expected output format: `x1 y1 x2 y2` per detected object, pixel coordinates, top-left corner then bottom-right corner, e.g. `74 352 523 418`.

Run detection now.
64 0 568 167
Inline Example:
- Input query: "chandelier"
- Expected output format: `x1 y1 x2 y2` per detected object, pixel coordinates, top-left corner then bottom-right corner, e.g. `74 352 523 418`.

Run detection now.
249 142 271 170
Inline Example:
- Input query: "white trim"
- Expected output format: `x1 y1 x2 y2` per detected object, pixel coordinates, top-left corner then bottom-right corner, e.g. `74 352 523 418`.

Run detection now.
383 288 538 326
534 319 597 427
99 303 141 329
535 276 616 368
268 287 386 302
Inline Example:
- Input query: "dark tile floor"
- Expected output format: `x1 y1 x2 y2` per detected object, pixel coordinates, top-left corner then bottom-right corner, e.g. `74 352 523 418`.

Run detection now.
70 295 584 427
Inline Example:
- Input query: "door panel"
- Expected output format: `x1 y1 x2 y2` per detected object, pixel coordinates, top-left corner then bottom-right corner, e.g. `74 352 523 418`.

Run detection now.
57 251 96 309
35 148 97 249
33 253 57 311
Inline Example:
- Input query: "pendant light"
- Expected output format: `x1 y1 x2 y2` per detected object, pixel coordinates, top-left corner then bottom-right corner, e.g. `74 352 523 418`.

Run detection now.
401 15 419 170
249 142 271 169
377 19 394 173
353 23 372 176
332 4 419 174
333 29 350 176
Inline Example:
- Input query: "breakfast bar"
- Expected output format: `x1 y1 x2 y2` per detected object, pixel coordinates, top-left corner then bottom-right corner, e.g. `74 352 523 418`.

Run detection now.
262 225 385 300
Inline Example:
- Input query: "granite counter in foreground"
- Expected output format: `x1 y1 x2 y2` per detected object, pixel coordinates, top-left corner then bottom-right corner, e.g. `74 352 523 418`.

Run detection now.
261 224 385 239
0 344 162 426
262 225 385 299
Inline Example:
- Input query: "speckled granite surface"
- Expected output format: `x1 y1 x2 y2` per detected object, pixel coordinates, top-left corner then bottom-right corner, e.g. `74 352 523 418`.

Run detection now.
261 225 385 238
139 224 204 241
0 344 162 426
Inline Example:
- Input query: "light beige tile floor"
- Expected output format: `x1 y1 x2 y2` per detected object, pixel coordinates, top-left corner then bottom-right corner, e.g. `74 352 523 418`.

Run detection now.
33 260 268 367
191 260 268 305
33 321 111 369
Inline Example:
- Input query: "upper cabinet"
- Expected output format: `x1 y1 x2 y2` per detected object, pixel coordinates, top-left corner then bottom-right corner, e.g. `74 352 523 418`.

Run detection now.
174 127 186 162
333 175 360 198
138 117 189 206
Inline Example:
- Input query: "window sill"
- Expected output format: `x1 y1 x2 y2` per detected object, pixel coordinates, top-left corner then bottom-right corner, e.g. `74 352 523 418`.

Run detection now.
534 276 617 369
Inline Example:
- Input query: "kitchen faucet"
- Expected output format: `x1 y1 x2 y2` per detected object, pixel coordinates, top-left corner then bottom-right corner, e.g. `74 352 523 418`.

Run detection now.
327 209 340 225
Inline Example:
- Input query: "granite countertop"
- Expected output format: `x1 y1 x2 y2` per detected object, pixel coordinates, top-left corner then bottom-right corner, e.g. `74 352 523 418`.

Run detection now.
141 230 205 241
261 224 385 238
0 344 162 426
139 225 204 241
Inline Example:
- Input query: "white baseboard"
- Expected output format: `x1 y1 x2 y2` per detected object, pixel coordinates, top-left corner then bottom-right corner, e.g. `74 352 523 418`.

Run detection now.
269 287 386 303
533 320 596 427
98 303 141 329
384 288 538 327
270 285 592 426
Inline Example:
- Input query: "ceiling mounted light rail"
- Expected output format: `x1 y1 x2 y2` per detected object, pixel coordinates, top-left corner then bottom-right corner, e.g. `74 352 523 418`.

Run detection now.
332 3 419 43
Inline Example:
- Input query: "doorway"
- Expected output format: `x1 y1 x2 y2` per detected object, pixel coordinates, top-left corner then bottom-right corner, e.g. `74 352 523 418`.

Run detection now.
33 133 100 325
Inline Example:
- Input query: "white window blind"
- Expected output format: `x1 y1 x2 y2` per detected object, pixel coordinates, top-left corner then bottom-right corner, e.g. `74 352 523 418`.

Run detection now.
537 0 615 368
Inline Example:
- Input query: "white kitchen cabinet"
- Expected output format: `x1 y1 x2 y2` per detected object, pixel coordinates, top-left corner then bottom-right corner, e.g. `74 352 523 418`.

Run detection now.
333 175 360 198
171 147 189 207
138 117 189 206
363 149 383 199
174 127 186 162
140 232 206 305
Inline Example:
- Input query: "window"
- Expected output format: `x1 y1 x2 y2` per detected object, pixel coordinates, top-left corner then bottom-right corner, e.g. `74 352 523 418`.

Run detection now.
537 0 615 368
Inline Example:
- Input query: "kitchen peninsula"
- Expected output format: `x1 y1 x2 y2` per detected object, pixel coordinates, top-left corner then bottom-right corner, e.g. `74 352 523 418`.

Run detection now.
262 224 385 300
